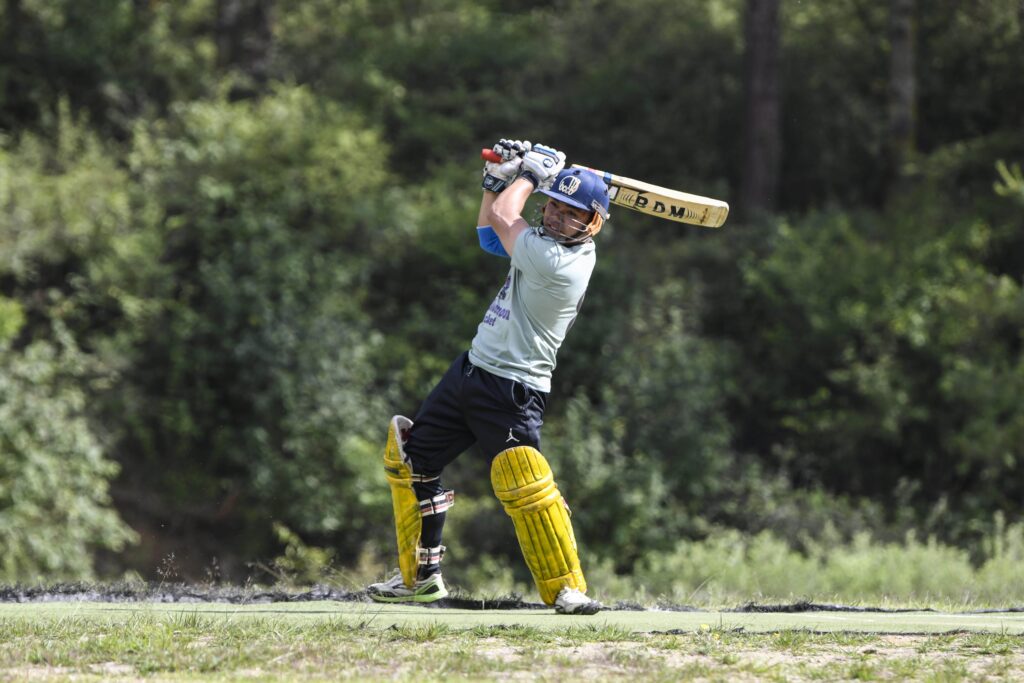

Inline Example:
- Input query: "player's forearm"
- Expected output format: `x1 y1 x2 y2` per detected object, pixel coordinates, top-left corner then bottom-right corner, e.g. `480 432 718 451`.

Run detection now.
478 191 497 228
488 178 532 255
489 178 532 233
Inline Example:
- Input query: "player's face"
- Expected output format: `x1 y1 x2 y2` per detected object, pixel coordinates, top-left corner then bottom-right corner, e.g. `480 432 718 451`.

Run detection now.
542 199 592 241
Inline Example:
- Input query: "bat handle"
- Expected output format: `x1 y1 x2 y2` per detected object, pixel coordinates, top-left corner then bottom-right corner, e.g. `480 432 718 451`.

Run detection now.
481 148 503 163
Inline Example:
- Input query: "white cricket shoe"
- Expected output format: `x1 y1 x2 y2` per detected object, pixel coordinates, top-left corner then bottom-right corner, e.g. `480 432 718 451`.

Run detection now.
554 587 601 615
367 571 448 603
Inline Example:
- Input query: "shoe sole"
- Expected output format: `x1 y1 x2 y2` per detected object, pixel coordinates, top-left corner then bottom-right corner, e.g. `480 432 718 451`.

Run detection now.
555 603 601 615
368 589 449 604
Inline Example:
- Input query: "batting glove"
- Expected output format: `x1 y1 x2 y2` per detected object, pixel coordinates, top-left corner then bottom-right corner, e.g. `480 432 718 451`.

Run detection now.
482 139 531 192
495 138 531 161
520 144 566 191
482 159 523 192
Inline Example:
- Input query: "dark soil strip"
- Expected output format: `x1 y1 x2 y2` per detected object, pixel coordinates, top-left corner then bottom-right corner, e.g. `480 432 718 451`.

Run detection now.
0 583 361 604
0 583 546 610
1 584 1021 614
731 601 936 614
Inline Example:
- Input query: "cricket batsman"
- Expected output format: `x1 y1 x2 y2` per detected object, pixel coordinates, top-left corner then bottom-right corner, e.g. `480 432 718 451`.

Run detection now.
367 139 609 615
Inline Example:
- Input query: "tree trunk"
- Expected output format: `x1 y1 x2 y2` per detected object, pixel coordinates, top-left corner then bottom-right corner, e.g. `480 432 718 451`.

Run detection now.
885 0 916 198
740 0 782 218
3 0 21 41
1 0 29 125
215 0 274 91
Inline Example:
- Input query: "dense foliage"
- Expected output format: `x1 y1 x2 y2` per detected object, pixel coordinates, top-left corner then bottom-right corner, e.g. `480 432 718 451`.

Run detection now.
0 0 1021 583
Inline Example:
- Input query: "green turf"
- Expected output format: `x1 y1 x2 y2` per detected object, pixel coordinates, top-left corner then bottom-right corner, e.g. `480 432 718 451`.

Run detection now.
3 601 1022 634
4 604 1023 681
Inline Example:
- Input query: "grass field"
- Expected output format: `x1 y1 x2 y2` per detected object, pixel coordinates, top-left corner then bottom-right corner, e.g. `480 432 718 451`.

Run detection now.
2 601 1023 681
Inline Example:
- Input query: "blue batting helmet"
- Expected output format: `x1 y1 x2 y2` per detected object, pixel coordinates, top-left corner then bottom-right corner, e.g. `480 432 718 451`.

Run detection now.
539 168 610 220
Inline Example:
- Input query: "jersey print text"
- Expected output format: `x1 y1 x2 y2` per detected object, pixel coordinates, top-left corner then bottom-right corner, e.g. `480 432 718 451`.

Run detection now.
482 274 512 327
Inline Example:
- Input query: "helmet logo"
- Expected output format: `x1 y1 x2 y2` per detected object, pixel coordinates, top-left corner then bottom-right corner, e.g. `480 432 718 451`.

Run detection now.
558 176 581 195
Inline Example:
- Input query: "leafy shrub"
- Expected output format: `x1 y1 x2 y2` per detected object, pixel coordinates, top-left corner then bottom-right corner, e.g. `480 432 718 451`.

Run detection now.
592 524 1024 606
117 86 400 565
546 279 737 566
632 529 820 603
817 532 974 601
725 203 1024 541
0 331 137 582
267 523 335 586
0 297 23 344
994 160 1024 204
0 106 141 582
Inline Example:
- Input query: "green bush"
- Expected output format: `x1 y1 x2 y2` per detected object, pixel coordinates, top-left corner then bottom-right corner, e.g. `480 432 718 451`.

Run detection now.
633 529 819 603
0 105 142 582
117 86 402 563
0 331 137 582
0 297 23 345
724 201 1024 540
818 533 974 602
592 524 1024 606
444 522 1024 607
545 278 736 567
0 99 165 381
974 515 1024 604
994 160 1024 204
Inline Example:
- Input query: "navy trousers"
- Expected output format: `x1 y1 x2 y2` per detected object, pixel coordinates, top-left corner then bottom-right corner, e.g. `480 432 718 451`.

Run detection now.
406 351 548 475
404 351 548 564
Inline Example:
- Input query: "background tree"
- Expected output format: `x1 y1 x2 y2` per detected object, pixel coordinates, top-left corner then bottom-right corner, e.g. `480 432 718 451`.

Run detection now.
740 0 781 216
885 0 916 197
216 0 274 93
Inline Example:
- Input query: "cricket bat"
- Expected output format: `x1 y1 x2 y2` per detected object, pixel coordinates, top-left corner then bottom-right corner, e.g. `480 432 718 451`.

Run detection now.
481 149 729 228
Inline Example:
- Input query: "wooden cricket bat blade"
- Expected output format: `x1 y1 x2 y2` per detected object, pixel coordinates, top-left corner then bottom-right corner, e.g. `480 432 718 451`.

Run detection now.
479 148 728 228
572 164 729 228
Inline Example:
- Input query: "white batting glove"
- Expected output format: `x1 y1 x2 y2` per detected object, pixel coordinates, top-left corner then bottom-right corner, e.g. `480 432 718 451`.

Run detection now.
520 144 566 191
482 157 524 192
494 138 531 161
482 139 531 192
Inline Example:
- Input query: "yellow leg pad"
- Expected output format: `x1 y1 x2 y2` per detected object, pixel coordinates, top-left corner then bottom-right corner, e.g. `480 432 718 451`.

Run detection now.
384 415 421 588
491 446 586 605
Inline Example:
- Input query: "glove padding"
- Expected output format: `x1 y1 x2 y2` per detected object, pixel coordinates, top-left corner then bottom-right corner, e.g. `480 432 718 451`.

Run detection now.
482 158 524 193
494 138 531 161
520 144 566 191
482 138 531 192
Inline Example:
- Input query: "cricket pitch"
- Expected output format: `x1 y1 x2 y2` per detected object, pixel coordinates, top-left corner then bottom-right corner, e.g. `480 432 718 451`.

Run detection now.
3 601 1023 634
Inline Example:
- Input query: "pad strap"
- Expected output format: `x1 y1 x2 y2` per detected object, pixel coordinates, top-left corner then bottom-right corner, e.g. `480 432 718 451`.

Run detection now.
482 173 511 193
417 545 446 566
419 490 455 517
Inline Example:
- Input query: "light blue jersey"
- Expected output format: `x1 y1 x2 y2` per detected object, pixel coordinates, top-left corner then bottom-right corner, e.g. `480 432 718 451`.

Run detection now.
469 228 596 392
